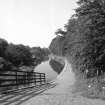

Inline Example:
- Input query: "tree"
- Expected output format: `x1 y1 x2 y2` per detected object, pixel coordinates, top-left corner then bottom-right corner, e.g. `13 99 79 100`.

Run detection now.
55 28 67 37
41 48 50 57
0 57 14 71
0 38 8 57
49 0 105 78
31 47 50 66
5 44 32 66
49 36 65 56
72 0 105 77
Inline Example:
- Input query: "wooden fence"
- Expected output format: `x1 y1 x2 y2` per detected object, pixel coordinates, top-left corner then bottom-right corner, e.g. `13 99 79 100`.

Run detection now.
0 69 46 93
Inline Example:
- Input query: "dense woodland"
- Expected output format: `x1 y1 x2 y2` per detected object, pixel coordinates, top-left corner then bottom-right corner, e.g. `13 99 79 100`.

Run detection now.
0 38 50 72
50 0 105 79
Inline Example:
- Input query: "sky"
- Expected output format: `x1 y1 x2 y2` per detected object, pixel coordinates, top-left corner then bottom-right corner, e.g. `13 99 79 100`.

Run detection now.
0 0 78 47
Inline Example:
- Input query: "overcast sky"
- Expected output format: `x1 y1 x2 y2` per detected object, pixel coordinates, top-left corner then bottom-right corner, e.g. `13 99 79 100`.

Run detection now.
0 0 78 47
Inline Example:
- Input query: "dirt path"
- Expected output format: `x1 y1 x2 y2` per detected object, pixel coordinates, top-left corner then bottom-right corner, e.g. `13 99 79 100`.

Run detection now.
21 82 105 105
21 59 105 105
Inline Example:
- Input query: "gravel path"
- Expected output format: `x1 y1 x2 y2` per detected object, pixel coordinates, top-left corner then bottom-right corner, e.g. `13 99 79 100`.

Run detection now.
21 83 105 105
21 59 105 105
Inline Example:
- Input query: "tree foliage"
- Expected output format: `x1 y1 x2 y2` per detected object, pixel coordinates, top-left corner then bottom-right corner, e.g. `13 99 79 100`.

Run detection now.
49 0 105 78
0 57 14 71
30 47 50 66
0 38 8 57
5 44 32 66
49 36 65 56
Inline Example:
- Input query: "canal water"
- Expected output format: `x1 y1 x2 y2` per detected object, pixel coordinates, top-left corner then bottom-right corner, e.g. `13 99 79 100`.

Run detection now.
34 60 58 82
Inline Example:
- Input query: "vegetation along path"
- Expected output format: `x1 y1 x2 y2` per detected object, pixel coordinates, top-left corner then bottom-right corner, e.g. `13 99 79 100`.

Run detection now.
21 60 105 105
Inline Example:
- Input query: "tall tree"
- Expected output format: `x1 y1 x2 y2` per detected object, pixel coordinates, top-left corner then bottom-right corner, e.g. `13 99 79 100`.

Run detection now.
0 38 8 57
50 0 105 78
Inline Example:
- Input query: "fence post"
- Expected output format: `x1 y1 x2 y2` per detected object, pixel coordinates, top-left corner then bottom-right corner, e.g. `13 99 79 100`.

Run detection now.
25 72 27 87
34 73 36 86
25 72 29 86
40 73 42 85
16 71 18 89
44 73 46 83
23 72 26 87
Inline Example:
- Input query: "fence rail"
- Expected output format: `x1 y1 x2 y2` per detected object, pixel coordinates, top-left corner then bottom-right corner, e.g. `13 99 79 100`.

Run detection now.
0 69 46 93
